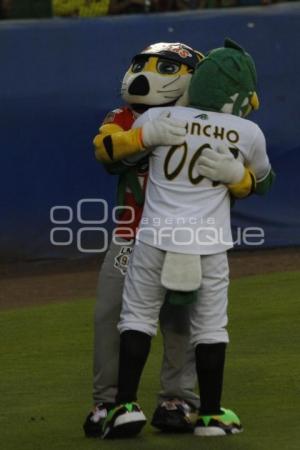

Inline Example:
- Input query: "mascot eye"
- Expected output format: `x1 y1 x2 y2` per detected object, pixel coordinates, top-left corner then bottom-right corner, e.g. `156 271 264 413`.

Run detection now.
131 60 146 73
157 60 180 74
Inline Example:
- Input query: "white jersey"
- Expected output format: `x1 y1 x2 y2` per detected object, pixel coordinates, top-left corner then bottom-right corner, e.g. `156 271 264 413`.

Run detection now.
134 106 271 255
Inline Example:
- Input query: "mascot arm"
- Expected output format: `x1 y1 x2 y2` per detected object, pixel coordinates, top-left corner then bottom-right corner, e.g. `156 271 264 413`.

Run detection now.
228 167 256 198
255 167 276 195
94 123 144 164
229 165 276 198
249 126 275 195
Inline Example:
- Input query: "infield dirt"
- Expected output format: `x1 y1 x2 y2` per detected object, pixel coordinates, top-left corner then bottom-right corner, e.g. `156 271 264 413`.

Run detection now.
1 247 300 310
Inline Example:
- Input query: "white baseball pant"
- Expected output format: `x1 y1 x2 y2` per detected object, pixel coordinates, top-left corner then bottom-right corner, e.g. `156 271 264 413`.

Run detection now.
119 240 230 346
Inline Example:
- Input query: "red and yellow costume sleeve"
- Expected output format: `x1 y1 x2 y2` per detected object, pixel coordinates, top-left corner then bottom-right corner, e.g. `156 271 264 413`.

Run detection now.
94 124 144 163
93 107 145 164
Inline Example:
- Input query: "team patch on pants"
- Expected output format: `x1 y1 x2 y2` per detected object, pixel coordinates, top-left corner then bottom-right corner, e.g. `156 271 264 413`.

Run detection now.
114 246 133 275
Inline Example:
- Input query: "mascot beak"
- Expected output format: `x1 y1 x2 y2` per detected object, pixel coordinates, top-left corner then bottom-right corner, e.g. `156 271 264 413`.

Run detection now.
250 92 260 110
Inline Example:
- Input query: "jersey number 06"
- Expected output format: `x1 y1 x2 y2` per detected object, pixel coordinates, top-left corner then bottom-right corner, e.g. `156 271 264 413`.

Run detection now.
164 142 211 185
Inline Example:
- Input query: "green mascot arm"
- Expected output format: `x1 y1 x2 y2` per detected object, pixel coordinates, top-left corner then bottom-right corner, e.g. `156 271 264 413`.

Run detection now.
228 166 276 198
255 167 276 195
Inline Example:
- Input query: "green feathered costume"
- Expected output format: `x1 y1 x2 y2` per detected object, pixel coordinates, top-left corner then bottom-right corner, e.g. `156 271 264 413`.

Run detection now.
168 39 275 306
187 38 275 196
189 38 259 118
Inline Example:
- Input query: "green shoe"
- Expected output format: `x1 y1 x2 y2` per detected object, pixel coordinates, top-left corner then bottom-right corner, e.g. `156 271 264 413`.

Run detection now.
102 402 146 439
194 408 243 437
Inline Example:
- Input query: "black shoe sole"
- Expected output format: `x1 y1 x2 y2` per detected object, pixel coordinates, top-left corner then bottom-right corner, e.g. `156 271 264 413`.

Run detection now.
151 418 194 433
84 430 102 438
103 420 146 439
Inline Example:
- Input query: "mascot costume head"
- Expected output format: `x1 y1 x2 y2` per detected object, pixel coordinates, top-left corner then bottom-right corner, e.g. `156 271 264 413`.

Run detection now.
93 42 203 167
188 38 259 118
121 42 204 113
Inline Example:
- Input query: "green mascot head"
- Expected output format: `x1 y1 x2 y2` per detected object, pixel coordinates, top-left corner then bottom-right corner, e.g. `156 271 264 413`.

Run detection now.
188 38 259 117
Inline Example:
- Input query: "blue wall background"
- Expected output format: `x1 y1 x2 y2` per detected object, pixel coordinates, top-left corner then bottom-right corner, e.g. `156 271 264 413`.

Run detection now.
1 3 299 261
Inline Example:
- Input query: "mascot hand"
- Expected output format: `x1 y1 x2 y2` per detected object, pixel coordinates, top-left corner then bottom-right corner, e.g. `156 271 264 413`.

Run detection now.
197 145 245 184
142 111 187 147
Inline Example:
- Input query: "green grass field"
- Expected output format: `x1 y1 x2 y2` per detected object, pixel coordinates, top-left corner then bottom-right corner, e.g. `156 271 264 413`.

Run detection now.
1 271 300 450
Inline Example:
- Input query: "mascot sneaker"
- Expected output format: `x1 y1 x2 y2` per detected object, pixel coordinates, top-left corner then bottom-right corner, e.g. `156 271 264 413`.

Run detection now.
102 402 146 439
151 399 195 433
83 403 114 437
194 408 243 437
